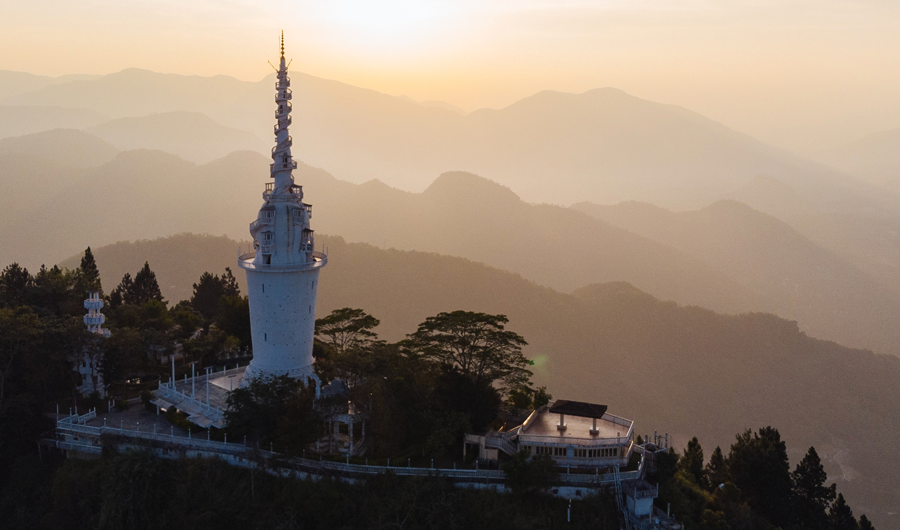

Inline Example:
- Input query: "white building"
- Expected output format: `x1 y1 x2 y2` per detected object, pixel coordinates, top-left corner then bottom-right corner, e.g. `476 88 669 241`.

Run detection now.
76 290 109 397
237 36 326 389
465 400 635 469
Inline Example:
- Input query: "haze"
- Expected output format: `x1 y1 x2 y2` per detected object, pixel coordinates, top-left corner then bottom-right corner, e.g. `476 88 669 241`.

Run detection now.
3 0 900 154
3 1 900 525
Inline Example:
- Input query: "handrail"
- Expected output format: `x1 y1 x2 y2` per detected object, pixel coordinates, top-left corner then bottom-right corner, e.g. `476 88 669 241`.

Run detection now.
55 417 645 487
517 432 633 447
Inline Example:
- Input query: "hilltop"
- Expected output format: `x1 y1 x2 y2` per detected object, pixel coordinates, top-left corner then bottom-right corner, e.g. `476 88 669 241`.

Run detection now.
59 232 900 527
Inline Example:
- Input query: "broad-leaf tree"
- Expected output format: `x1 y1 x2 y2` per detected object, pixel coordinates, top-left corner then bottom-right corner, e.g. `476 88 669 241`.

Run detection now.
404 311 531 391
315 308 381 355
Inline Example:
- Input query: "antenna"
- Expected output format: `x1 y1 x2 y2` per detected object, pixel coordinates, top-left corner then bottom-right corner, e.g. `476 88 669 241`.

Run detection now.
267 60 278 73
280 30 285 57
287 59 292 68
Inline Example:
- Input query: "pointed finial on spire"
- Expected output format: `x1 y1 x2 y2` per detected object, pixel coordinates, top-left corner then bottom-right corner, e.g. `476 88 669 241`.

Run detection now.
280 31 284 58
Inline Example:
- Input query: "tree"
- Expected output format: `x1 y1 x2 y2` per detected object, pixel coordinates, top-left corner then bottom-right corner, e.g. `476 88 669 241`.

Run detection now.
225 375 318 443
79 247 101 292
502 450 558 496
0 263 32 308
221 267 240 297
216 296 251 347
130 262 164 305
679 436 705 486
705 446 729 490
405 311 531 391
829 494 859 530
858 515 875 530
728 427 794 528
30 265 80 315
698 509 730 530
315 308 381 355
191 271 225 320
109 273 133 309
0 307 42 414
793 447 836 530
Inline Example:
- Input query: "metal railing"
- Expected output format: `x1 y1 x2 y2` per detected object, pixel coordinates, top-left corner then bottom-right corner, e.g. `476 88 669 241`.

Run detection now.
54 416 646 488
237 251 327 271
517 432 633 448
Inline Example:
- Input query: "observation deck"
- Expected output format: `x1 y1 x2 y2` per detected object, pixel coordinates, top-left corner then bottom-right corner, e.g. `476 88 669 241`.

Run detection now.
237 250 327 273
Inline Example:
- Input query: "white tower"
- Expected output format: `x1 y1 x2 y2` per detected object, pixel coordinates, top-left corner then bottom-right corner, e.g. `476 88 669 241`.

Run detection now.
237 34 327 388
78 290 109 397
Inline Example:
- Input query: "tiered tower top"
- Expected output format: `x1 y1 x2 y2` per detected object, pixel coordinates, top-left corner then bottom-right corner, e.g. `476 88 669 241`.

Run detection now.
238 34 327 273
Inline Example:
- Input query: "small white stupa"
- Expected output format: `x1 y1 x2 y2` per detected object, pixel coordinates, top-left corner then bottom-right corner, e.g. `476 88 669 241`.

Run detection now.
77 290 109 397
237 34 327 390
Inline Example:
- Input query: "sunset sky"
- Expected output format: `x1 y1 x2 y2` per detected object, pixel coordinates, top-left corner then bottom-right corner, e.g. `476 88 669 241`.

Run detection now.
2 0 900 154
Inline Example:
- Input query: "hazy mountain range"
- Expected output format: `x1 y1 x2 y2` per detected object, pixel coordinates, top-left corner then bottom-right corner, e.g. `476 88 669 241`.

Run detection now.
58 233 900 529
817 127 900 194
3 68 899 212
5 66 900 525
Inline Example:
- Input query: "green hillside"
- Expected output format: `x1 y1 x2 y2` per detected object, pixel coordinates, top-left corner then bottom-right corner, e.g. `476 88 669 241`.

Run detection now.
58 233 900 526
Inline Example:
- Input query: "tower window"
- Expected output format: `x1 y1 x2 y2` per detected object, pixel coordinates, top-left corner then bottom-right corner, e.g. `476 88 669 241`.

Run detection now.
264 333 267 341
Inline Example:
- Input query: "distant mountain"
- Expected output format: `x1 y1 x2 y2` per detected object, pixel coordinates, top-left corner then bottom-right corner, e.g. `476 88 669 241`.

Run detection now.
0 106 108 140
86 112 267 164
573 199 900 355
58 233 900 529
723 175 900 298
2 68 253 120
4 149 899 356
7 68 895 213
0 70 100 101
0 129 118 168
817 127 900 193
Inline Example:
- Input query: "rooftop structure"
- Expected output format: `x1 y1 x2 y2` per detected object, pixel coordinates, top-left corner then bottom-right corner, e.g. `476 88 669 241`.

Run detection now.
237 34 326 389
465 400 635 469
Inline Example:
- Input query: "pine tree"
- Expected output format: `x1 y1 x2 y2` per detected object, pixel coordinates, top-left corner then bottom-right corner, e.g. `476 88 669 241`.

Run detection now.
858 514 875 530
793 447 836 529
109 273 133 308
0 263 32 308
829 494 859 530
679 436 705 485
221 267 240 297
79 246 101 292
191 272 224 320
728 427 794 528
130 262 164 305
705 445 729 490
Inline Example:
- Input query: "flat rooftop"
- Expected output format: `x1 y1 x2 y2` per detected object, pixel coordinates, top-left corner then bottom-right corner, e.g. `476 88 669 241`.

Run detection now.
520 406 632 442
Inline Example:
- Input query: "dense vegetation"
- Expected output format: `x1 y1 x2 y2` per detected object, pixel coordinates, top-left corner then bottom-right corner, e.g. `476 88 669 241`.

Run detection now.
0 248 881 530
651 430 875 530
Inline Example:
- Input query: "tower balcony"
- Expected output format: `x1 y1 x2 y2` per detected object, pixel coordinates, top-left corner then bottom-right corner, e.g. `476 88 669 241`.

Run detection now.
273 116 292 134
237 250 328 273
84 299 104 310
263 182 303 201
84 314 106 326
271 136 292 154
249 217 274 232
269 160 298 173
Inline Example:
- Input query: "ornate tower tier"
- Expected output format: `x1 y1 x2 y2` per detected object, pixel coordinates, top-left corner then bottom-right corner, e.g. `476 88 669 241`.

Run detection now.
237 34 327 387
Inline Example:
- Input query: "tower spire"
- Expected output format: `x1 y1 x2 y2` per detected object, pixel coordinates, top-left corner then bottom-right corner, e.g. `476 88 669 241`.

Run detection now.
270 33 294 195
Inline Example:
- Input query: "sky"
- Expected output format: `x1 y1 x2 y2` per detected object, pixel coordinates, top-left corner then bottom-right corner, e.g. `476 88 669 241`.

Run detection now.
2 0 900 154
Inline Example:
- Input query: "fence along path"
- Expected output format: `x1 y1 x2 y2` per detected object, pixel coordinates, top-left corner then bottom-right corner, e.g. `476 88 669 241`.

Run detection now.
54 417 640 486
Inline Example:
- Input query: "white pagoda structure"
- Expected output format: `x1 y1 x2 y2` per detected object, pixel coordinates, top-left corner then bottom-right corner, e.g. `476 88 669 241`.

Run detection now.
237 35 327 389
76 290 109 397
